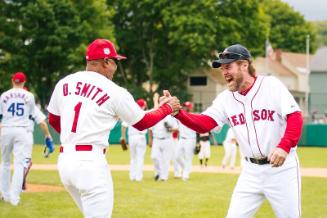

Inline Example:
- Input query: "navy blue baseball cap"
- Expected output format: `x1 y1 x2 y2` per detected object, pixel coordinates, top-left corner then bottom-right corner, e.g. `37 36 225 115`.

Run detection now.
212 44 251 68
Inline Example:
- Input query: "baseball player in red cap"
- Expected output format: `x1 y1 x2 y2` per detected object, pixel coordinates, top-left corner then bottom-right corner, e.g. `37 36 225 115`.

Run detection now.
121 98 148 181
0 72 36 205
165 44 303 217
47 38 180 217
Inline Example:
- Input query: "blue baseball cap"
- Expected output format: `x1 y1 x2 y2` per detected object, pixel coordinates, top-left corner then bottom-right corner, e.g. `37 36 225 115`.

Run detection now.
212 44 251 68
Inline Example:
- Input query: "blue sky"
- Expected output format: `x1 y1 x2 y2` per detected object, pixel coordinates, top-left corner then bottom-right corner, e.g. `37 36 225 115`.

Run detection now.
282 0 327 21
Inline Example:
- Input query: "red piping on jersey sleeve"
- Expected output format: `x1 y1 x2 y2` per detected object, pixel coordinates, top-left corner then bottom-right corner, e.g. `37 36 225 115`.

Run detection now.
133 103 173 131
277 111 303 153
48 112 61 133
174 109 218 133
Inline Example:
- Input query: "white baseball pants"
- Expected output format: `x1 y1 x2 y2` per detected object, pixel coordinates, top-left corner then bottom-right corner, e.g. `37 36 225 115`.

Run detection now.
24 131 34 159
151 138 172 180
198 140 211 159
222 142 237 168
128 135 146 181
174 138 196 180
226 151 301 218
58 145 113 218
0 127 28 205
173 138 182 177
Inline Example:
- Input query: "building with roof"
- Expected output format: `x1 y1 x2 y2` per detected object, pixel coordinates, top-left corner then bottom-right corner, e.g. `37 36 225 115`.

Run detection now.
309 47 327 122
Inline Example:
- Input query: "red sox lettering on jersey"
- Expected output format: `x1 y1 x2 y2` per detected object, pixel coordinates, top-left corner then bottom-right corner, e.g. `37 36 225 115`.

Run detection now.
62 82 110 106
228 109 275 127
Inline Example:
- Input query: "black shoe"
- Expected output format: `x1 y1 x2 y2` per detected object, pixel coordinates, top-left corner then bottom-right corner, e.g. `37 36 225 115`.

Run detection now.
154 174 160 181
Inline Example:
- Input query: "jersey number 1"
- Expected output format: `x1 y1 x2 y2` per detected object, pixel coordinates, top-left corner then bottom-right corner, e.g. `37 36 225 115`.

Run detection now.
71 102 82 133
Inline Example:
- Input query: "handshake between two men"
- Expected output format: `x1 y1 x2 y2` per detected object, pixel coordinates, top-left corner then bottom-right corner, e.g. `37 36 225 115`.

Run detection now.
158 90 182 116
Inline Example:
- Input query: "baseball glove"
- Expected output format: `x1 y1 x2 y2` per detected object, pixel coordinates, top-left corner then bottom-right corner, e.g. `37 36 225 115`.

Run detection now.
194 144 201 155
120 138 128 151
44 137 55 158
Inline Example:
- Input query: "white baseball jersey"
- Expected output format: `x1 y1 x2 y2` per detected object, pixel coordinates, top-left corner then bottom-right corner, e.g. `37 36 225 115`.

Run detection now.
178 121 196 139
0 88 35 127
47 71 145 147
150 115 178 139
203 75 300 158
28 106 46 132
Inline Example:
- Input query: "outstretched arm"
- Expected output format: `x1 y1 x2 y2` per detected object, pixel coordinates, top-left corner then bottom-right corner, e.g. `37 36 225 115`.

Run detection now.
133 96 181 131
174 109 218 133
160 90 218 133
133 104 173 131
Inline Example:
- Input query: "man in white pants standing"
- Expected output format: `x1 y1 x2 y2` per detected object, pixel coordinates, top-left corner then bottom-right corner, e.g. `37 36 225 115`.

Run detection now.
172 44 303 217
222 127 237 169
47 38 180 218
121 98 148 181
174 102 197 180
0 72 35 205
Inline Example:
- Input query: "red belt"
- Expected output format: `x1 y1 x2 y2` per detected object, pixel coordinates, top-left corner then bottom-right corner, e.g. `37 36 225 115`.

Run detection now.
60 145 106 154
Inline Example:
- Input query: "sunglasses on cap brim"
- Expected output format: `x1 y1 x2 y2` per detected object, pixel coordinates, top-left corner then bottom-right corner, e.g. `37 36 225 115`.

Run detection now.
217 52 247 60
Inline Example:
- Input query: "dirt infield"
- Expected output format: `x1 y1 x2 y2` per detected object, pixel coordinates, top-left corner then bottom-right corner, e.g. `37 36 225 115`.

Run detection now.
31 164 327 178
24 184 64 193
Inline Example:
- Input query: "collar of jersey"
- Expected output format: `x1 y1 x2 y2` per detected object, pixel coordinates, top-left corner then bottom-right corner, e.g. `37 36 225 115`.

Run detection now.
239 76 257 96
233 75 263 102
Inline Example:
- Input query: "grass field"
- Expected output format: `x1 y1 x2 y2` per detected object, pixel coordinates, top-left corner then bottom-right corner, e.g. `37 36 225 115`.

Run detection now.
0 145 326 218
0 171 327 218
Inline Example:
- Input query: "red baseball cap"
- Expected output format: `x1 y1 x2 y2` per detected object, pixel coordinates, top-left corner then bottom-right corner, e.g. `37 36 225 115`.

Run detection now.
12 72 26 83
183 101 193 109
86 39 127 61
136 98 147 109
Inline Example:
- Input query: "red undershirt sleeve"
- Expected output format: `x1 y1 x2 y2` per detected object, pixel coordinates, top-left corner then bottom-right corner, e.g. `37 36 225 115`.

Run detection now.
133 104 173 131
277 111 303 153
48 112 61 133
174 109 218 133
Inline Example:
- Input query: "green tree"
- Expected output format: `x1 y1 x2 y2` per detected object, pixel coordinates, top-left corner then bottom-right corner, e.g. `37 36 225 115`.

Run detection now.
0 0 115 106
261 0 317 53
111 0 218 104
110 0 268 104
214 0 269 56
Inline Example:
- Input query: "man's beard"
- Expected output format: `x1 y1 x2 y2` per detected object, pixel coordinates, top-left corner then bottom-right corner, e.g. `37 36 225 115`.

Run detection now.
226 70 243 92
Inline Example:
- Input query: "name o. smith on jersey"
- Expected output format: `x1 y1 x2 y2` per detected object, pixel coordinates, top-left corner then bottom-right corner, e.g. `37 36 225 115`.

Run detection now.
62 81 110 106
